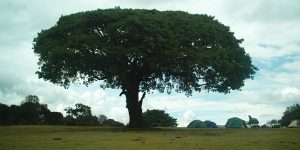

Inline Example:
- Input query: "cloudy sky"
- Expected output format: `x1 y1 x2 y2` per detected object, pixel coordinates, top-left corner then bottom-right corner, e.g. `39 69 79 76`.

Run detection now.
1 0 300 126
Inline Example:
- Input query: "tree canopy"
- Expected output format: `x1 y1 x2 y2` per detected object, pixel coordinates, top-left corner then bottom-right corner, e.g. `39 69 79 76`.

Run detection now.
34 8 256 93
33 8 257 127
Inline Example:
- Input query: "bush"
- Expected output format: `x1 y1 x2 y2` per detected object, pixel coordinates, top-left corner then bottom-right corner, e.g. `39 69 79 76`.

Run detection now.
143 109 177 127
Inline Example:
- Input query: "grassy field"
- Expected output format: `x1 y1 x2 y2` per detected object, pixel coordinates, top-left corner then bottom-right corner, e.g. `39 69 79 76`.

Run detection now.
0 126 299 150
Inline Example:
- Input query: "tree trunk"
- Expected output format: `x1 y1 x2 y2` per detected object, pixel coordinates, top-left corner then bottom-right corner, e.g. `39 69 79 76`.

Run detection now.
124 80 144 128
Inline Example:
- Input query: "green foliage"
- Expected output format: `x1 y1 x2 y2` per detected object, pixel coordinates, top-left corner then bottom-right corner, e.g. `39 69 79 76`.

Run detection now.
0 95 64 125
20 95 48 124
33 8 257 95
65 103 92 118
7 105 22 124
64 103 99 126
98 114 108 125
248 115 259 127
64 115 77 126
0 96 119 127
0 103 10 125
281 104 300 127
143 109 177 127
45 112 64 125
23 95 40 104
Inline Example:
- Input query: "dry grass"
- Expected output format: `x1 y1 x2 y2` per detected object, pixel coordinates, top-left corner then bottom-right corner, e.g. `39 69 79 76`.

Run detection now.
0 125 299 150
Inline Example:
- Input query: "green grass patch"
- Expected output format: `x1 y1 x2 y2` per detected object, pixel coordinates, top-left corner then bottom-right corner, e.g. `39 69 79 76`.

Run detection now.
0 125 299 150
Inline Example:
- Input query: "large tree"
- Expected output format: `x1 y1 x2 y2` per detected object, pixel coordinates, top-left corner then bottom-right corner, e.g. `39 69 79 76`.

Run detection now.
33 8 257 127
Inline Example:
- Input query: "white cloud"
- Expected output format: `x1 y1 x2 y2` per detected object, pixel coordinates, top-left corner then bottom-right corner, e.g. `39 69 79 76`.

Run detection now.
259 69 300 86
108 107 129 124
181 111 196 127
280 87 300 103
283 59 300 71
234 86 300 105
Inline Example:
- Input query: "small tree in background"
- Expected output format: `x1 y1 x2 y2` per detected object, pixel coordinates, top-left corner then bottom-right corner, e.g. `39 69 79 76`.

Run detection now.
143 109 177 127
248 115 259 128
98 114 108 125
64 103 99 126
23 95 40 104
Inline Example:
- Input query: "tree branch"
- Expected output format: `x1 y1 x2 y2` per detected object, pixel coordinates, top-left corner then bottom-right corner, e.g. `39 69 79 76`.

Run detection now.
119 88 127 96
138 92 146 107
142 75 157 81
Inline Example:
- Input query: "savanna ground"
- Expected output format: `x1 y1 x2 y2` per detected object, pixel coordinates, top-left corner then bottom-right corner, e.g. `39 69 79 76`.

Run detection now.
0 126 299 150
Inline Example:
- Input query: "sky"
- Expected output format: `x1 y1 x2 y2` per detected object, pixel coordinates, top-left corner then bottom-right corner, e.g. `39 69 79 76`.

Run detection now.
0 0 300 126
